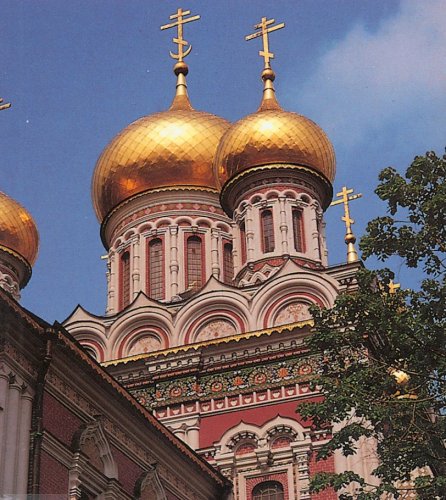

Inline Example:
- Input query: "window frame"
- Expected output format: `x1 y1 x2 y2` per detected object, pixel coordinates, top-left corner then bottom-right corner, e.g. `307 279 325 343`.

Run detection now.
147 237 165 300
260 209 275 253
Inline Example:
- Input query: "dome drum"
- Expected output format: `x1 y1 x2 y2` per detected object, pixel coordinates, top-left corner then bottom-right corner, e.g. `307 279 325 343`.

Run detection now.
100 186 225 250
220 164 333 217
0 191 39 292
0 247 32 296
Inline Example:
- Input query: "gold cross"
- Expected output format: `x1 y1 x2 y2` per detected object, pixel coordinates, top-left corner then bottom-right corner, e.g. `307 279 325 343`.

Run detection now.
330 186 362 233
160 8 200 62
245 16 285 68
388 281 401 294
0 97 11 111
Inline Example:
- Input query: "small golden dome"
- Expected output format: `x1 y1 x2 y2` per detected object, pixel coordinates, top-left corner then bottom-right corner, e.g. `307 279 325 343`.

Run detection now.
0 191 39 266
214 71 336 187
92 71 230 222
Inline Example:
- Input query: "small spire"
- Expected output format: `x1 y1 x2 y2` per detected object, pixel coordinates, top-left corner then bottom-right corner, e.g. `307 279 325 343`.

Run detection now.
160 8 200 111
330 186 363 263
169 61 193 111
245 16 285 111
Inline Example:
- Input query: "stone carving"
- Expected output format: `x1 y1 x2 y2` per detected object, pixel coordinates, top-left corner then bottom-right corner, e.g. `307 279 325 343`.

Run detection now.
0 270 20 300
274 302 311 326
128 335 162 355
194 320 236 343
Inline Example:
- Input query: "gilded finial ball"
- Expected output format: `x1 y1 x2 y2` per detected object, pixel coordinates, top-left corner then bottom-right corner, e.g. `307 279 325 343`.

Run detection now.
261 68 275 81
174 61 189 76
345 233 356 244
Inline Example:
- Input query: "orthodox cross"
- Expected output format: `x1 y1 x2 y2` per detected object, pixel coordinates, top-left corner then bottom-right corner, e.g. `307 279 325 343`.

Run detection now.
0 97 11 111
330 186 362 263
331 186 362 233
160 8 200 62
388 281 401 294
245 16 285 68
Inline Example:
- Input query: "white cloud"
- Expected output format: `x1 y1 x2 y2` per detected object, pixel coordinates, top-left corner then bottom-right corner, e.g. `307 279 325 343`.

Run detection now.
290 0 446 151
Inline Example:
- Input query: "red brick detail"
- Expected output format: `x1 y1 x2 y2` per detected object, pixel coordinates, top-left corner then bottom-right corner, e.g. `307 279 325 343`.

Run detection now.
271 436 292 449
43 392 82 445
111 444 143 496
199 399 319 448
246 472 289 500
235 443 256 456
39 450 69 495
309 452 337 500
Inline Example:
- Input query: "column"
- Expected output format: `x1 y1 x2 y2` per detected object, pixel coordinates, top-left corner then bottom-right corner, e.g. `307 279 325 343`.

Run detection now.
245 205 255 262
210 229 220 279
16 390 33 495
132 235 141 298
232 222 240 275
309 202 320 261
1 374 21 493
0 366 8 490
278 196 289 255
187 421 200 450
169 225 179 298
107 251 116 315
292 441 312 500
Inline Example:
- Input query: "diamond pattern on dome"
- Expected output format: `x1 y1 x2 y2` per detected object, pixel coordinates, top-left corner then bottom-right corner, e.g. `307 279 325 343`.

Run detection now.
214 109 336 186
0 191 39 265
92 109 230 221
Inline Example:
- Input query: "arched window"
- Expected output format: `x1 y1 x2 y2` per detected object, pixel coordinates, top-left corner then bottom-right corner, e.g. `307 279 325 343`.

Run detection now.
252 481 284 500
261 210 275 253
223 242 234 284
240 221 247 264
148 238 164 300
120 251 130 309
292 208 304 252
186 235 203 289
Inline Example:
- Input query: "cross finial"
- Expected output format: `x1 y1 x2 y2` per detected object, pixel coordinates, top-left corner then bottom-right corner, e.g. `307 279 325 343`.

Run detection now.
245 16 285 69
330 186 363 263
388 281 401 294
160 8 200 62
0 97 11 111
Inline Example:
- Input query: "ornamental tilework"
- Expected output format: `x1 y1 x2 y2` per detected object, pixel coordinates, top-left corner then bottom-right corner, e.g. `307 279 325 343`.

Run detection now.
132 356 317 409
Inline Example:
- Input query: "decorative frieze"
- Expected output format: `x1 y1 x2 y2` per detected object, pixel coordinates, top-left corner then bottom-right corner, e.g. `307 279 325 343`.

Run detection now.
132 355 318 411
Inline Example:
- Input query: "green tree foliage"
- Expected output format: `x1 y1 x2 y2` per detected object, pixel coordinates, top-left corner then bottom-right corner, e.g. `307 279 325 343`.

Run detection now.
301 151 446 499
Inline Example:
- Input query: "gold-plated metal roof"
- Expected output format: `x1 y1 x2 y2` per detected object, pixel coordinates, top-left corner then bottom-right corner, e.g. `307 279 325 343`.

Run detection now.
0 191 39 266
215 15 335 190
92 107 230 221
92 11 230 222
214 107 336 187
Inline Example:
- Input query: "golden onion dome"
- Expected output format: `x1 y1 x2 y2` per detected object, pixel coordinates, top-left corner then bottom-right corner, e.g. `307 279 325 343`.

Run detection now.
215 69 336 187
0 191 39 267
92 65 230 222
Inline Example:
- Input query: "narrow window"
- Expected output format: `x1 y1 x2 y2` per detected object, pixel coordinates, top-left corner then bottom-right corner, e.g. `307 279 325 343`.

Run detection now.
240 222 247 264
252 480 284 500
149 238 164 300
292 208 304 252
261 209 275 253
120 251 130 309
187 236 203 289
223 243 234 284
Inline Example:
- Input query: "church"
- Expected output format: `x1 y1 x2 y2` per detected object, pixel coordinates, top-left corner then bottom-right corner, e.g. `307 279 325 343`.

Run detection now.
0 10 377 500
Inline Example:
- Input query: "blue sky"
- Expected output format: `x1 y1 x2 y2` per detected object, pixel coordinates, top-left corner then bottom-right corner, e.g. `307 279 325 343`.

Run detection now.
0 1 444 322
